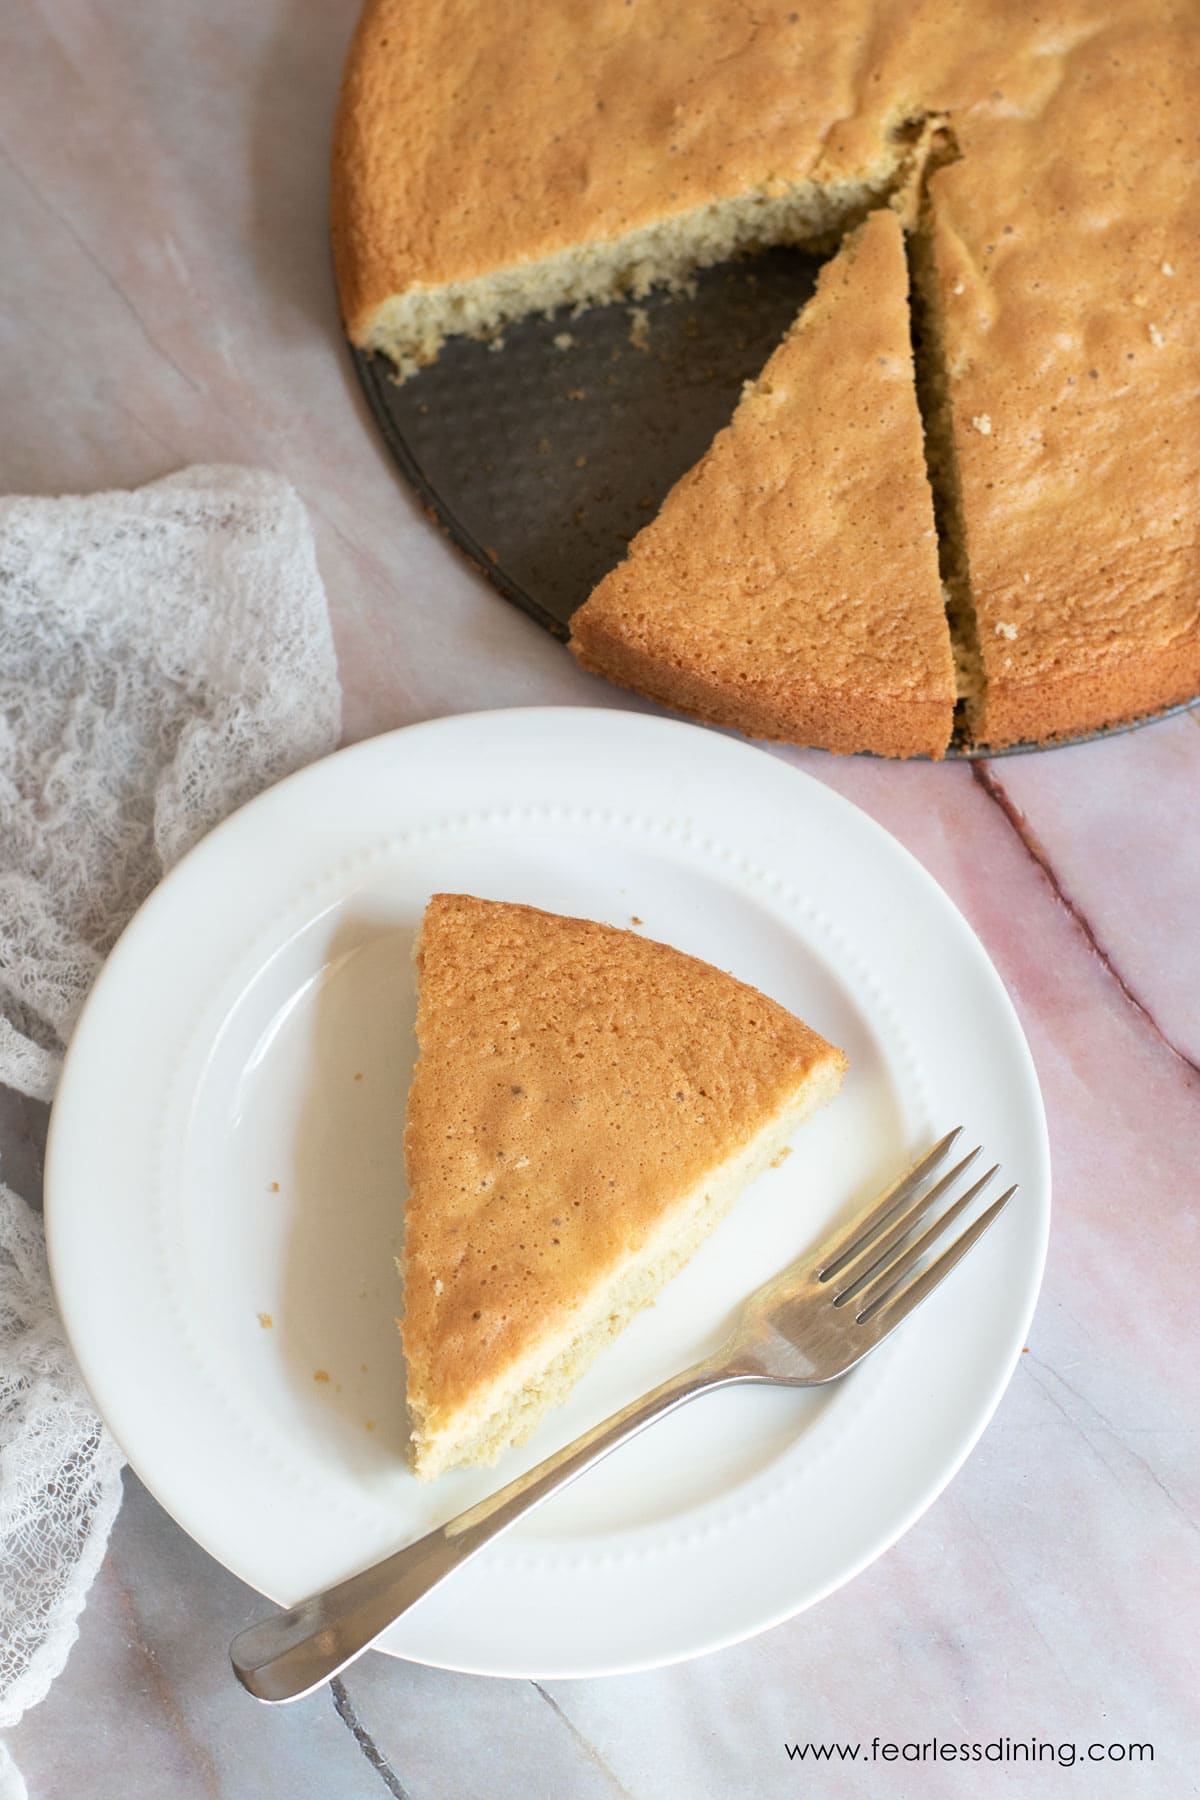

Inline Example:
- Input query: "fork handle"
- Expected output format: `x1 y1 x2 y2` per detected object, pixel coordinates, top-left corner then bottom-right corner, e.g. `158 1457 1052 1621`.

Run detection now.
231 1354 748 1702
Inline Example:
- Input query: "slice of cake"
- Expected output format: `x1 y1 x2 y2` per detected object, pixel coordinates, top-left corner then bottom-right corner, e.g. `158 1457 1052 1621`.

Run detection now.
569 210 956 758
401 894 846 1479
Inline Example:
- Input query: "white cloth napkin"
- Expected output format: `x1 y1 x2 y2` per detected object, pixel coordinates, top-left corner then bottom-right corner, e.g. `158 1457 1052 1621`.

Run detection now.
0 466 341 1768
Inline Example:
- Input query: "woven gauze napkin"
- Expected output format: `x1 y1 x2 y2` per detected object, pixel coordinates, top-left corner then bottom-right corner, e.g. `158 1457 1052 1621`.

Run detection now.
0 465 341 1740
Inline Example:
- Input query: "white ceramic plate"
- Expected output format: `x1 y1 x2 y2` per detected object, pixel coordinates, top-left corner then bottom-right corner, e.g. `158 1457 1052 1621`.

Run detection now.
47 707 1049 1678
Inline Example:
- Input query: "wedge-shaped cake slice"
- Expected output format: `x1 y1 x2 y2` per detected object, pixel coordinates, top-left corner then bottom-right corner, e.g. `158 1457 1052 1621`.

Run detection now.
570 208 956 758
402 894 846 1479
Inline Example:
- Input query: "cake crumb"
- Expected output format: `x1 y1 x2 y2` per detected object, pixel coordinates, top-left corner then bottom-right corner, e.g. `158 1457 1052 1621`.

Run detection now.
553 331 575 350
257 1312 273 1329
575 454 588 468
627 306 651 351
365 1419 376 1432
268 1181 280 1193
631 915 643 925
487 334 506 353
769 1146 793 1169
313 1369 330 1383
567 387 586 401
995 621 1018 640
1148 323 1165 348
971 413 992 435
354 1071 363 1082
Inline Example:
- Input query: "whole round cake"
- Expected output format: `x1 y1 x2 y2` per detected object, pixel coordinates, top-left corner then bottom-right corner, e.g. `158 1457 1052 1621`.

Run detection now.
332 0 1199 756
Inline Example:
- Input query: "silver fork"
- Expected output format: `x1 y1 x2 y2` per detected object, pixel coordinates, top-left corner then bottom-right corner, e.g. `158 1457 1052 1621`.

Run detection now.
231 1129 1015 1702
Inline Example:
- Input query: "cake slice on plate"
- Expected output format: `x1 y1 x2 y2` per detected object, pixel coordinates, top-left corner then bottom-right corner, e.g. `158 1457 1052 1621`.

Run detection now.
401 894 846 1479
569 208 957 759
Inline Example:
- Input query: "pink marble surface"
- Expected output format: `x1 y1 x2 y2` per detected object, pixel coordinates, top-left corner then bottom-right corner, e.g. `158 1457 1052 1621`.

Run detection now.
3 4 1198 1796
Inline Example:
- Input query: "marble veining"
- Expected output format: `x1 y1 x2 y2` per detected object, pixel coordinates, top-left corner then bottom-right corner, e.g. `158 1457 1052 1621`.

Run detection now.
970 759 1200 1080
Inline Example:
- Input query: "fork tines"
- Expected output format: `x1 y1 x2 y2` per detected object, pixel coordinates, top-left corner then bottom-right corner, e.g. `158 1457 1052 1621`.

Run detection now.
816 1129 1017 1329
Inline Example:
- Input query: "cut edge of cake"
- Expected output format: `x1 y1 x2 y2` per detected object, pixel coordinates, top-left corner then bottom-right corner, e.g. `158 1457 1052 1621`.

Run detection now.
904 133 988 741
348 174 890 378
403 1043 844 1482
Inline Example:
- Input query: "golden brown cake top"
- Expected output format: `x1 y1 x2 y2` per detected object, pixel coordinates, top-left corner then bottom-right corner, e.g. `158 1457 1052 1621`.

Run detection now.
922 18 1200 739
333 1 1159 333
332 0 890 338
402 895 844 1424
571 209 954 749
